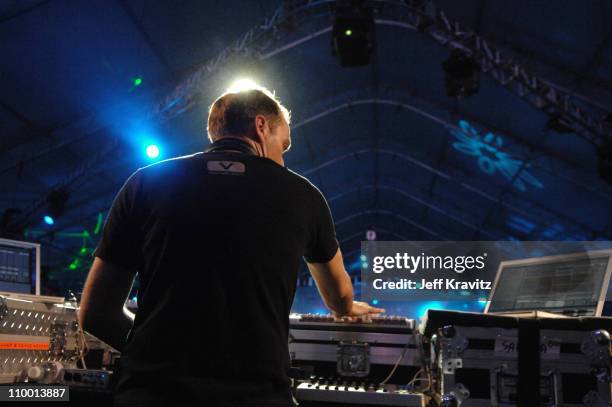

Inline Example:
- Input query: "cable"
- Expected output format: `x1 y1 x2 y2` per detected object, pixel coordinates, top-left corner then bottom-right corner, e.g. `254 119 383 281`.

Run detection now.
380 338 411 385
410 330 433 393
68 291 88 369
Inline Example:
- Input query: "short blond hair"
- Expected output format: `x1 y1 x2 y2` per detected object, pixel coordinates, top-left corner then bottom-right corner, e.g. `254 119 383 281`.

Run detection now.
207 86 291 142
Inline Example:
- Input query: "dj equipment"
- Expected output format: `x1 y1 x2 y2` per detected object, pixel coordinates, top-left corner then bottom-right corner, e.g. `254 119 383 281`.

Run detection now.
0 238 40 295
289 313 426 406
56 367 112 390
0 291 117 402
19 362 112 389
486 249 612 317
422 309 612 407
0 292 83 383
296 378 424 406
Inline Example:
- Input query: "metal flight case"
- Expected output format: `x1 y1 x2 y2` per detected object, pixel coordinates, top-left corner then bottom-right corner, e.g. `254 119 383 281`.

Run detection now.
421 309 612 407
289 313 427 406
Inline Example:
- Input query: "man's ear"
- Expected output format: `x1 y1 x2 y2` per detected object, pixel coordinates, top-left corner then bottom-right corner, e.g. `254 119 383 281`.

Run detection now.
254 115 268 144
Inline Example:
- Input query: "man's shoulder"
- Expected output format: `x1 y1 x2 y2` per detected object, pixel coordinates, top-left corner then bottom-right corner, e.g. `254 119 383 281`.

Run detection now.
284 167 323 197
238 155 320 194
137 152 204 178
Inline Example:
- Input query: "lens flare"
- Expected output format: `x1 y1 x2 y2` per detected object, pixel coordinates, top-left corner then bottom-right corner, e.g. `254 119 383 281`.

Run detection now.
226 78 260 93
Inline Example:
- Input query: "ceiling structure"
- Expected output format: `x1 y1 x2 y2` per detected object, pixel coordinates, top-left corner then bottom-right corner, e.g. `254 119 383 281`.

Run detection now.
1 0 611 295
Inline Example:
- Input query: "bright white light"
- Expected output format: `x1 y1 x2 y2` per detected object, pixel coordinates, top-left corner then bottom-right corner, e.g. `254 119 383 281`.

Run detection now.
226 78 260 93
146 144 160 159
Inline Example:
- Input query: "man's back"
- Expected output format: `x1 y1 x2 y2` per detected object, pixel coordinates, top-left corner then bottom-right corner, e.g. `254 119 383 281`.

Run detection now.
95 152 338 406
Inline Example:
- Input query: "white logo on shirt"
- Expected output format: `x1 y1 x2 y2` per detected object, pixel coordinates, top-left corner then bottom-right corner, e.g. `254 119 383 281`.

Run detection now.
207 161 246 175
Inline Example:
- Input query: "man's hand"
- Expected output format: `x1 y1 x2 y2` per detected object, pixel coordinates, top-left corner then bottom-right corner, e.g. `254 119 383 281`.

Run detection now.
307 249 386 318
348 300 385 316
332 301 385 321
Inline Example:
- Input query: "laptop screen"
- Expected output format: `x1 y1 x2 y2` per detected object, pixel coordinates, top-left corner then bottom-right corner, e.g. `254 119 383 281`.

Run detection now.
487 254 611 316
0 243 38 295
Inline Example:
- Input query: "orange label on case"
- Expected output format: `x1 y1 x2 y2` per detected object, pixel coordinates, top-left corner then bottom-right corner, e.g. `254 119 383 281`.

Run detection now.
0 342 49 350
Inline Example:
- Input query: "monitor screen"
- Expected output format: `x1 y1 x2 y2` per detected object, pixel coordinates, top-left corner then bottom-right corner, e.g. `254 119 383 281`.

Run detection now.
488 254 611 315
0 240 39 295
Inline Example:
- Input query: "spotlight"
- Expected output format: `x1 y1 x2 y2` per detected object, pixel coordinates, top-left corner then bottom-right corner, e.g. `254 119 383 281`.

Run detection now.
45 189 69 224
546 114 574 133
366 227 376 241
146 144 160 159
597 143 612 185
332 2 375 67
442 50 480 98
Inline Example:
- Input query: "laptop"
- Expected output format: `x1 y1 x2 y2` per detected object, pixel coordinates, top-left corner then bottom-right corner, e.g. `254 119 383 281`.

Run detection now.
485 249 612 317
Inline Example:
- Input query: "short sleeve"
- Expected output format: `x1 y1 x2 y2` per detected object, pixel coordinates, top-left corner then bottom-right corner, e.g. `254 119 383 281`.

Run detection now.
304 186 339 263
93 170 144 272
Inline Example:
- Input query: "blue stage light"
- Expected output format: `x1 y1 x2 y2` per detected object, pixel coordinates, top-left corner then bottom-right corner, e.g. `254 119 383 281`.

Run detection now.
43 215 54 225
146 144 160 159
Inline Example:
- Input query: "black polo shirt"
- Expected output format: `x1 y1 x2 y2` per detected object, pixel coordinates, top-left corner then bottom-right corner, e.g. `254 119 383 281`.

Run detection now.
95 151 338 406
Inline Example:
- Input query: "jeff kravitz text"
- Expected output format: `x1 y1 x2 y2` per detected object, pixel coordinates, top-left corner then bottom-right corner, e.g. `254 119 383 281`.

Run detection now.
367 252 493 293
371 278 492 290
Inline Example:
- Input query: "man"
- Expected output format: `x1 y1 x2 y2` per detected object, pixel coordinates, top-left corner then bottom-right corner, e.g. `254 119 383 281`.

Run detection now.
79 85 383 407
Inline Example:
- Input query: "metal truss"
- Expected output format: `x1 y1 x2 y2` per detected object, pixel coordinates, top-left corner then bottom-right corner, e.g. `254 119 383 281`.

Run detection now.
152 0 611 146
15 0 612 229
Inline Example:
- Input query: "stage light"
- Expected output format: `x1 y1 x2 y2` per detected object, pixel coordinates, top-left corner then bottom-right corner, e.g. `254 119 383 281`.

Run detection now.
359 254 367 262
332 3 374 67
442 50 480 98
43 215 54 225
450 120 543 191
366 227 376 241
372 299 379 305
226 78 259 93
133 77 143 87
146 144 160 159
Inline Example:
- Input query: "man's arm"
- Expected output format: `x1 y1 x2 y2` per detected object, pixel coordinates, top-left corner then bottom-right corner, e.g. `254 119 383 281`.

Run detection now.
307 248 384 317
79 257 136 352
